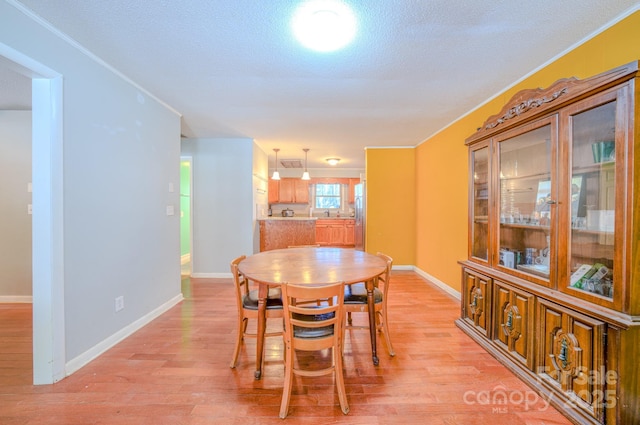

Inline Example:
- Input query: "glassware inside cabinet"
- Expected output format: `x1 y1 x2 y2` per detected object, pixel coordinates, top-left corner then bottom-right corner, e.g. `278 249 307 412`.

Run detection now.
498 124 553 281
471 147 489 261
567 101 616 299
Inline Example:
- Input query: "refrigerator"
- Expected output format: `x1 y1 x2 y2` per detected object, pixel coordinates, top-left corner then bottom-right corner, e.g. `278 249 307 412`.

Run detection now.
354 183 365 251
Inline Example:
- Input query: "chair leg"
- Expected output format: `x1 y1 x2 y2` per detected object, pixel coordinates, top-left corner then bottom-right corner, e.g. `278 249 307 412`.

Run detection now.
279 341 294 419
341 319 348 357
334 344 350 414
347 311 353 325
378 310 395 357
230 316 247 368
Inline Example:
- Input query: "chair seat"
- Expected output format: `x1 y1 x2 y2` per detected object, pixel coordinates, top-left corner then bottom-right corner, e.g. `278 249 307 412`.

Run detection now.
343 283 383 304
292 311 335 338
243 288 283 310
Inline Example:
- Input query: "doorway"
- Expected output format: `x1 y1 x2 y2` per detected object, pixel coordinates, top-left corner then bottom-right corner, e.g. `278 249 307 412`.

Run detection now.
0 47 65 385
180 157 192 276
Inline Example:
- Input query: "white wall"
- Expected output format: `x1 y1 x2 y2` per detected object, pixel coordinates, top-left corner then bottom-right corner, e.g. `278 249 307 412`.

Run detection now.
181 138 258 276
0 111 32 300
253 145 269 253
1 1 182 379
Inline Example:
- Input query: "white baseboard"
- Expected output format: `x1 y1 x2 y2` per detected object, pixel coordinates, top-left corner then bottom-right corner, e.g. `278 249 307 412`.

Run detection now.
390 264 413 271
0 295 33 303
190 272 232 279
412 266 461 300
65 293 184 376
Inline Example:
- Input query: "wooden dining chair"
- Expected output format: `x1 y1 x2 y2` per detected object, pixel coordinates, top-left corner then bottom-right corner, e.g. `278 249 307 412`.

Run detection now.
279 281 349 418
343 252 395 356
229 255 284 369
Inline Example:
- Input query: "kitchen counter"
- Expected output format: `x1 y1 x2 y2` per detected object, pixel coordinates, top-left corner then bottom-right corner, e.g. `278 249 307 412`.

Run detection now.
258 216 356 251
258 219 316 251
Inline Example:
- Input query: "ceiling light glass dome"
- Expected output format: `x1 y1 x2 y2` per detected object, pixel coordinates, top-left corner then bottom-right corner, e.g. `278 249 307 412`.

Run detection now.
291 0 357 52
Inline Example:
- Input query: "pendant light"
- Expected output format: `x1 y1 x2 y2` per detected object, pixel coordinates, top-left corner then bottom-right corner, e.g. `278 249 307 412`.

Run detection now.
301 148 310 180
272 148 281 180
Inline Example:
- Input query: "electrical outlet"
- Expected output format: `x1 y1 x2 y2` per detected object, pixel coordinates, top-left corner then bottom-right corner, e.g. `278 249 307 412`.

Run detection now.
115 296 124 312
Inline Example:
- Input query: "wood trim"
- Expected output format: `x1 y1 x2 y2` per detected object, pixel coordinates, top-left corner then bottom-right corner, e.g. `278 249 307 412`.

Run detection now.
466 61 639 145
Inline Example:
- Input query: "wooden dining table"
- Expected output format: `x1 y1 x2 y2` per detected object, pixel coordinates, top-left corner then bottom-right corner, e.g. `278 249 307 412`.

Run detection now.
238 247 388 379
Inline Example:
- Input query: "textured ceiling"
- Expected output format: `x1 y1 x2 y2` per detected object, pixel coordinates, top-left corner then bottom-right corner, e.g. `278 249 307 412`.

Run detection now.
3 0 640 169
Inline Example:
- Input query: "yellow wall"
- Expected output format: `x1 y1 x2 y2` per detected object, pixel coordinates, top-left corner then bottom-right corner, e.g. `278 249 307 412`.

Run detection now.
372 10 640 291
365 147 416 265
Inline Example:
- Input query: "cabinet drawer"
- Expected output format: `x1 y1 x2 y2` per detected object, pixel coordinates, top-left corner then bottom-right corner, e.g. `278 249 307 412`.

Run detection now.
461 269 492 337
492 280 535 370
537 298 608 423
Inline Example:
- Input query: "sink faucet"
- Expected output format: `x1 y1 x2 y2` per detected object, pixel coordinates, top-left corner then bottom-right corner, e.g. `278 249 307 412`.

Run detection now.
324 209 330 217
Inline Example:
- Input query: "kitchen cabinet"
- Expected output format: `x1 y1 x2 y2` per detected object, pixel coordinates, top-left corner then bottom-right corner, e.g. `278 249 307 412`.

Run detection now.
268 178 309 204
315 219 355 247
344 220 355 245
315 221 330 245
268 178 279 204
456 62 640 425
278 179 295 203
294 179 309 203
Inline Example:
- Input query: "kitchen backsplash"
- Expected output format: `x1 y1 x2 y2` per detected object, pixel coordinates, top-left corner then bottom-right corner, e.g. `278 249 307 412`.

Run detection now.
268 203 355 218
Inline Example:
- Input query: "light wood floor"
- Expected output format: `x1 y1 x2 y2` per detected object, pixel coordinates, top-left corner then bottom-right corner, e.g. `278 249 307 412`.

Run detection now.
0 271 571 424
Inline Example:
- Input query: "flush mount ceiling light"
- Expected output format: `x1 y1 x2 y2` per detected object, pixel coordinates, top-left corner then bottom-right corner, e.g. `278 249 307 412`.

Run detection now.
291 0 357 52
272 148 281 180
326 158 340 166
301 148 311 180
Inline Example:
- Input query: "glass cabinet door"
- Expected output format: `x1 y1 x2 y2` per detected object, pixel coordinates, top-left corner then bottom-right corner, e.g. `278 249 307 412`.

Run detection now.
497 119 556 285
471 146 489 261
565 98 617 301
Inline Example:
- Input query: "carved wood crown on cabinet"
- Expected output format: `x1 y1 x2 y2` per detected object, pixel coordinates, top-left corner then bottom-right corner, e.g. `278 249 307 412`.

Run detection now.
466 62 638 144
457 61 640 425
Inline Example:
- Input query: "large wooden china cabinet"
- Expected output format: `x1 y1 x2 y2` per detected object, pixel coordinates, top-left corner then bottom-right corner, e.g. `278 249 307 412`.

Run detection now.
456 62 640 425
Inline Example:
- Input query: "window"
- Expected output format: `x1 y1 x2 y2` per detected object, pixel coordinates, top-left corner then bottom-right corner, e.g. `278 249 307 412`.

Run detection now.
314 183 341 209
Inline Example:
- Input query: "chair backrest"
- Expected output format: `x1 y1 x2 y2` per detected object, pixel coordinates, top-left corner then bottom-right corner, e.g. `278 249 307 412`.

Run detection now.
230 255 248 311
281 282 345 351
376 252 393 298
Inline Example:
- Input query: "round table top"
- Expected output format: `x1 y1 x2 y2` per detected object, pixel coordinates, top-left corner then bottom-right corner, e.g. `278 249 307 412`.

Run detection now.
238 247 387 285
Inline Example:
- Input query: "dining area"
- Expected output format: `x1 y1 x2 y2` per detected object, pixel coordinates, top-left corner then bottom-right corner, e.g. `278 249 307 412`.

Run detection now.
231 246 394 418
0 258 572 424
